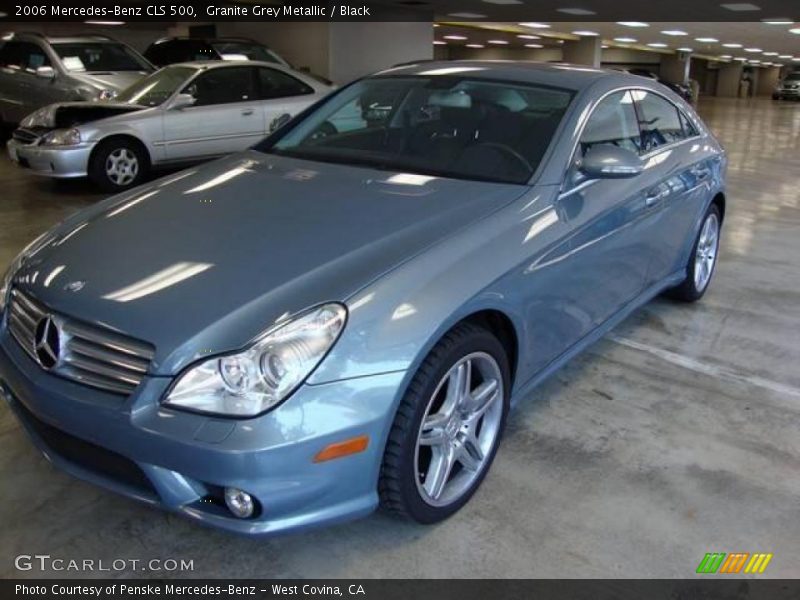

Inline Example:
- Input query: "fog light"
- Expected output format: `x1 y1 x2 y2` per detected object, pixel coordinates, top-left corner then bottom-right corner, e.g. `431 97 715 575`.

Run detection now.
224 487 255 519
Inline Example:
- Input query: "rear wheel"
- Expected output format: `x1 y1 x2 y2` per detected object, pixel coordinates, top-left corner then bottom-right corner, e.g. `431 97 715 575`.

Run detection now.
379 322 510 523
667 204 721 302
89 138 148 191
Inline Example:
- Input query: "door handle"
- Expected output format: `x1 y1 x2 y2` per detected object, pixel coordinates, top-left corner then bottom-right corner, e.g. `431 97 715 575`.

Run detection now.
645 189 668 207
241 108 254 116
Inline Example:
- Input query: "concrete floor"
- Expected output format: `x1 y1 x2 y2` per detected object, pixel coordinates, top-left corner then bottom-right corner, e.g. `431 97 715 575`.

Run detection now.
0 96 799 579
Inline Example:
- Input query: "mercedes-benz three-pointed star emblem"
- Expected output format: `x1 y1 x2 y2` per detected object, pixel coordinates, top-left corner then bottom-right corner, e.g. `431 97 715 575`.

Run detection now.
33 316 60 370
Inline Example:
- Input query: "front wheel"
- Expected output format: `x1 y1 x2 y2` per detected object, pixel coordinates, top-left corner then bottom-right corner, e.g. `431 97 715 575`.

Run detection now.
667 204 721 302
89 138 148 191
379 322 510 523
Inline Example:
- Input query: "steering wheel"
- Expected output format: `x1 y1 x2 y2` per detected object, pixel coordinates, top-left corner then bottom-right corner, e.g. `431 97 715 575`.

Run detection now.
469 142 533 174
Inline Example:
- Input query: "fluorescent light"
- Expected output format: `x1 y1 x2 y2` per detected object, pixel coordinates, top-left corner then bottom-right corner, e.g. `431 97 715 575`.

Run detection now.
617 22 649 27
433 40 446 45
722 43 743 48
734 57 747 61
614 37 637 43
763 51 778 56
661 30 688 36
488 40 509 45
793 57 800 62
517 34 540 39
720 54 733 59
519 22 550 29
778 54 792 59
744 47 763 52
557 8 596 15
720 3 761 11
790 28 800 34
695 38 719 43
443 35 467 40
448 12 487 18
677 47 694 52
572 30 599 36
465 44 485 48
84 20 125 25
761 18 793 24
524 43 544 48
647 43 668 48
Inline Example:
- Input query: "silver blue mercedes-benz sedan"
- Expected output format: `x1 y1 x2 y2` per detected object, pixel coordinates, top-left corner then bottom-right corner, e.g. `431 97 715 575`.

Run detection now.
0 61 725 535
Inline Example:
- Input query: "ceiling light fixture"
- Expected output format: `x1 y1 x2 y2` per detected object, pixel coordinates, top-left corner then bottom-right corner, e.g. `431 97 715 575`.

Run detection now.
647 42 668 48
433 40 446 45
465 43 485 48
617 21 649 27
488 40 509 44
517 34 540 39
572 30 599 36
448 12 487 18
778 54 792 59
763 51 778 56
722 43 743 48
614 37 637 43
695 37 719 43
677 47 694 52
744 47 763 52
557 8 596 15
790 28 800 34
661 30 688 36
524 43 544 48
519 22 551 28
443 35 467 40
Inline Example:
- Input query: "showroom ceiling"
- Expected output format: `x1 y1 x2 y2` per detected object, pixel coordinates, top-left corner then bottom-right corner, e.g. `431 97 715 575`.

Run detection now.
435 21 800 64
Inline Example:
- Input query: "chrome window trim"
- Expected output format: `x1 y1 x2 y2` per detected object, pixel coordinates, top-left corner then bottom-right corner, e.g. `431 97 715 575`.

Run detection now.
559 85 705 196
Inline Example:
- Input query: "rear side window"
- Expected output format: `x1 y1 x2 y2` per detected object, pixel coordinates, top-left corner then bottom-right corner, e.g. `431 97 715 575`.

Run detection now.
0 41 50 72
679 111 699 137
579 90 641 156
257 67 313 99
185 67 256 106
635 91 686 151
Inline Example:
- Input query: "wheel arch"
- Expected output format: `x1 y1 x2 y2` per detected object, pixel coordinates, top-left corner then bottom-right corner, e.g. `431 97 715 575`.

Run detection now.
89 133 152 169
711 191 726 223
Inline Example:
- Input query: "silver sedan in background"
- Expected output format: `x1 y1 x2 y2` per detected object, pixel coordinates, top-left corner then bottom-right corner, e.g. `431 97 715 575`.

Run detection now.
7 61 332 190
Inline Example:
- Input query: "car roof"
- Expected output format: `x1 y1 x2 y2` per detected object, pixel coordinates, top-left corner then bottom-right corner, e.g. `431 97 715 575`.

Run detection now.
373 60 643 92
168 59 294 71
151 37 269 45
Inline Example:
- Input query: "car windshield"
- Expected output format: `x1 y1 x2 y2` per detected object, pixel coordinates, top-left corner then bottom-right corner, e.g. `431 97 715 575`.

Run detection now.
785 73 800 81
114 66 196 106
211 41 286 65
51 42 151 72
258 75 573 184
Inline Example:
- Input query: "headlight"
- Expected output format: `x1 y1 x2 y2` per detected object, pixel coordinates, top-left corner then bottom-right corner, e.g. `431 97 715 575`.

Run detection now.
41 128 81 146
0 232 50 312
163 303 347 417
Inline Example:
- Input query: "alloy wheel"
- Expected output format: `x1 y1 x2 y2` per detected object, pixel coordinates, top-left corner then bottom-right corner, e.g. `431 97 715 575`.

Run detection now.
694 212 719 292
414 352 504 507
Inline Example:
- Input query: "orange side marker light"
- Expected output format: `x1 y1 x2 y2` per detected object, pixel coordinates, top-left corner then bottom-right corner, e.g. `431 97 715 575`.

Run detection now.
313 435 369 463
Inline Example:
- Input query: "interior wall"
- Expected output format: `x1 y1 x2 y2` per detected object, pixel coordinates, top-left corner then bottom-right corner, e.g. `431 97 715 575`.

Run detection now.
444 46 562 62
1 23 165 52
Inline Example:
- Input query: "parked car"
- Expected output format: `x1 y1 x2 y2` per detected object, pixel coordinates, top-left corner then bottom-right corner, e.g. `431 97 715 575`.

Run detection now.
144 36 290 68
626 68 694 103
772 71 800 100
0 32 153 125
7 61 331 190
0 61 726 536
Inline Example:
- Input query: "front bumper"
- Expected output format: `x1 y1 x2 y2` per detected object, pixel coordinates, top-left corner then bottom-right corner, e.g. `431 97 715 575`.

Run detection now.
7 138 94 178
775 88 800 98
0 323 405 536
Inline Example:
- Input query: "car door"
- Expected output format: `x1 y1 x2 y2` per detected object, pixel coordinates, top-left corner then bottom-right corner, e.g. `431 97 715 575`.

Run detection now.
0 41 58 122
254 66 318 133
162 66 265 162
633 91 716 284
539 90 657 359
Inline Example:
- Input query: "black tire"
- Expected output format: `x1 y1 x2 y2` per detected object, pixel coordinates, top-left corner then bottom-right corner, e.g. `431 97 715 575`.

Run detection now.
379 322 510 524
667 203 721 302
88 137 149 192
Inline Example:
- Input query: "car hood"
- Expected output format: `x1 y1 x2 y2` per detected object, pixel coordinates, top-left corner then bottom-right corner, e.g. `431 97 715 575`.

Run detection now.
15 152 527 375
72 70 150 93
22 101 145 129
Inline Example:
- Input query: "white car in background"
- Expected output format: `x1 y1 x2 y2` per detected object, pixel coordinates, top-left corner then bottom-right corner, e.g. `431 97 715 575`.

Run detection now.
7 61 332 190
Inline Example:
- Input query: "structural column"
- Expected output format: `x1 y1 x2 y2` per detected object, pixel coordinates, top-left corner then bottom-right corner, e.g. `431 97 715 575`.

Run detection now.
716 63 744 97
562 36 601 67
660 52 691 85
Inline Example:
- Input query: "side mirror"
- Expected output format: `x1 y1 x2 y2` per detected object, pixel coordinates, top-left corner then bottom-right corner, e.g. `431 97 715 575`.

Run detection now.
35 65 55 79
170 93 196 110
269 112 292 132
580 144 643 179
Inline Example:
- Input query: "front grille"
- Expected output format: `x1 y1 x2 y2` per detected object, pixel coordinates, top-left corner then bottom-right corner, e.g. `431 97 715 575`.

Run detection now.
15 399 155 494
7 288 155 396
12 128 42 145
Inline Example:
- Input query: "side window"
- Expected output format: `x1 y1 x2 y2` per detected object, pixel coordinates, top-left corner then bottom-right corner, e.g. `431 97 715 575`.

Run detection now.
184 67 256 106
635 91 686 152
257 67 313 99
679 110 699 137
0 42 50 72
579 90 641 157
